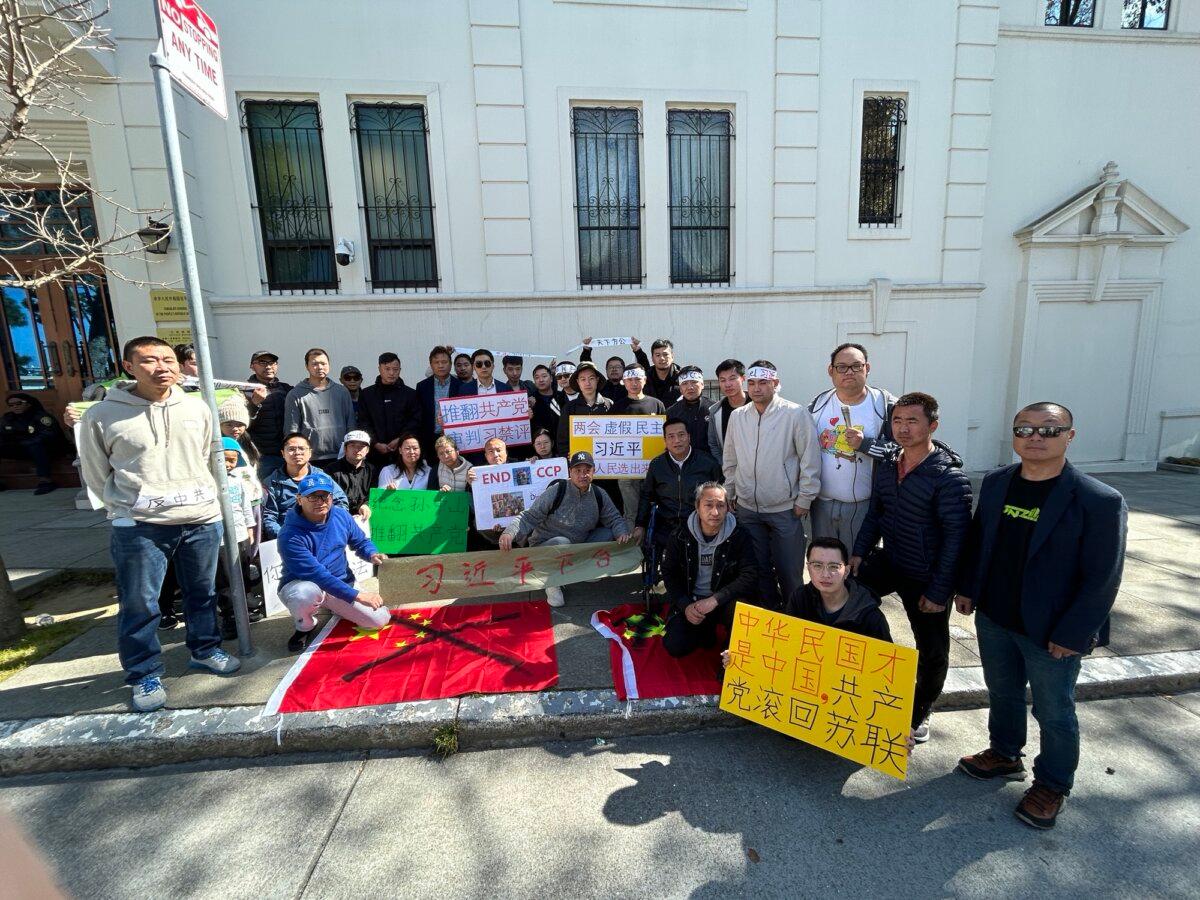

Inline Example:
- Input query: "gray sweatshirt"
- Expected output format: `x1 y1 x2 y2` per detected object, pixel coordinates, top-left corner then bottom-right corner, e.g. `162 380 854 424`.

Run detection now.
283 378 356 461
502 480 630 546
688 509 737 597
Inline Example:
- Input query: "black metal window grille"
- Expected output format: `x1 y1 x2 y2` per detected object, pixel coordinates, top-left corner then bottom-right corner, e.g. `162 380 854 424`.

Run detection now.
351 103 438 292
667 110 733 286
858 96 906 227
0 188 96 256
572 108 643 288
242 100 337 294
1122 0 1169 28
1044 0 1095 26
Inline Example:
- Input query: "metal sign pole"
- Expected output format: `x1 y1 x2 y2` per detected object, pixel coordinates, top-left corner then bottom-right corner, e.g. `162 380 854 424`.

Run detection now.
150 46 253 656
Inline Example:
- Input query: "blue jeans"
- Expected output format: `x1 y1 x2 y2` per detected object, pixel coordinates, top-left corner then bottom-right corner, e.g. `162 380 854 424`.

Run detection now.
257 454 285 481
976 610 1083 793
111 521 223 685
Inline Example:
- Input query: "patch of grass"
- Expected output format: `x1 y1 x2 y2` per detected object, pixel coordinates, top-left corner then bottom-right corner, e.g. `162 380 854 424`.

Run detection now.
431 721 460 759
0 621 88 683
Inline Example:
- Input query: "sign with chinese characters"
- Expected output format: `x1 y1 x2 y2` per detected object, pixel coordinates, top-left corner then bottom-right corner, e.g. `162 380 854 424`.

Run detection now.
369 488 470 555
150 289 189 321
156 325 193 346
719 602 918 780
379 540 642 604
156 0 228 119
258 533 375 617
437 393 531 453
471 458 568 531
568 415 666 479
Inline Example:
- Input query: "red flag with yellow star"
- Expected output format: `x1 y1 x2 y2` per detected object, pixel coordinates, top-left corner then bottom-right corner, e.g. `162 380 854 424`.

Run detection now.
266 601 558 714
591 603 723 701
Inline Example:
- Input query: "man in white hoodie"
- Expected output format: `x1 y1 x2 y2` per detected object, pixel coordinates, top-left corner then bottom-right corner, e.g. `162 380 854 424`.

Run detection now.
78 336 241 713
722 359 822 609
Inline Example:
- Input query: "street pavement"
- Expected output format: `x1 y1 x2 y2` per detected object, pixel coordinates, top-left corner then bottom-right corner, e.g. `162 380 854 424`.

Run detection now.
1 693 1197 899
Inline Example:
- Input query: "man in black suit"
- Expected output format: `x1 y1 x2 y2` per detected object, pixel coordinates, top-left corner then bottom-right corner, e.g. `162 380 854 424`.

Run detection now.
954 401 1127 831
415 345 462 461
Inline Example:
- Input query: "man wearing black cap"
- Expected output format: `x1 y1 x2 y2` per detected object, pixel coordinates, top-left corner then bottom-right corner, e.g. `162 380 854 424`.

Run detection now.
555 360 612 452
499 450 631 606
358 352 422 465
247 350 293 480
580 337 630 403
340 365 363 416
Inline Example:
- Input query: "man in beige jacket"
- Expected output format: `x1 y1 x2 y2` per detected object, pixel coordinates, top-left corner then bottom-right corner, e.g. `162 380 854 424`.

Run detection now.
722 359 822 608
78 336 241 713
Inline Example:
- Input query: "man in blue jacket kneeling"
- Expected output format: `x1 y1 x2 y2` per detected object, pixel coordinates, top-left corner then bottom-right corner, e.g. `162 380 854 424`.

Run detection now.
278 471 389 653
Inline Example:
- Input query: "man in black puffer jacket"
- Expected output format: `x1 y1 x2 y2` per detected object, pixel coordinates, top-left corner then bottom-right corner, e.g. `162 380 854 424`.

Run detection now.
246 350 293 480
851 392 971 743
358 352 422 465
661 481 758 658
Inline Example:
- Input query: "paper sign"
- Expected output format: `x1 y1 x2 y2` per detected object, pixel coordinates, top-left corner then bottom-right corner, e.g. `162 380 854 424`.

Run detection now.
719 602 918 780
438 393 531 452
568 415 665 478
259 530 375 618
472 457 568 530
369 488 470 555
379 540 642 604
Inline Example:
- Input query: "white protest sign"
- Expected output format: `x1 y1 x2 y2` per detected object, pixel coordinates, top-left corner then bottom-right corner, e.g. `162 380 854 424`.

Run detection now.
438 393 531 452
471 457 568 530
258 518 375 617
156 0 228 119
563 337 635 354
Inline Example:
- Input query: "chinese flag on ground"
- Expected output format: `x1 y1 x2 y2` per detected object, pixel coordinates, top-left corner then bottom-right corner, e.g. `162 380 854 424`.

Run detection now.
266 601 558 714
591 603 723 701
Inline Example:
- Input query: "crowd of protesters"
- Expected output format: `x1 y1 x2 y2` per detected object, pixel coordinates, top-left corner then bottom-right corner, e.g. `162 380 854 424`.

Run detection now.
41 328 1127 832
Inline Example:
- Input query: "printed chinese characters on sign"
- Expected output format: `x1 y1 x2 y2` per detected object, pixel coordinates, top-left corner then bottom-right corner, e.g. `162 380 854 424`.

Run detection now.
568 415 666 479
719 602 919 780
438 393 532 452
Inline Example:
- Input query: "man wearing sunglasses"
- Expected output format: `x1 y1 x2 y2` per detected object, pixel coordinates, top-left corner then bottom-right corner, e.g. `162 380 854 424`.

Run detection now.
954 402 1127 831
451 348 516 398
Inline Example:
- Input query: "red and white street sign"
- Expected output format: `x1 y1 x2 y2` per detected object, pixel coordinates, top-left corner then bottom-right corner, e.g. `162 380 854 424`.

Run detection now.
156 0 227 119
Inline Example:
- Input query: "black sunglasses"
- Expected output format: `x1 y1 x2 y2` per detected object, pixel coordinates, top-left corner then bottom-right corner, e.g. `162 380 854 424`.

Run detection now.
1012 425 1071 438
474 360 493 368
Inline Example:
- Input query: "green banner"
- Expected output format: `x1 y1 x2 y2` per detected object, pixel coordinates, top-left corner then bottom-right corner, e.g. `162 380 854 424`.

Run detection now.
379 540 643 604
369 488 470 555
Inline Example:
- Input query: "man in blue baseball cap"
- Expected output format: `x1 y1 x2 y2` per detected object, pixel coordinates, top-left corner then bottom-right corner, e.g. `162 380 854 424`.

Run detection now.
278 470 389 652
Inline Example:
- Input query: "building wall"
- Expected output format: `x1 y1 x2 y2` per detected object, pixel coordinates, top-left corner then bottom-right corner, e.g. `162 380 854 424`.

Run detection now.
80 0 1199 469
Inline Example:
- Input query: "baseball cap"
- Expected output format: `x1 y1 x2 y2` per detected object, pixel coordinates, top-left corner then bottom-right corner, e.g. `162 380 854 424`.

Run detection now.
342 429 371 446
340 365 362 378
297 471 337 496
249 350 278 363
568 451 595 469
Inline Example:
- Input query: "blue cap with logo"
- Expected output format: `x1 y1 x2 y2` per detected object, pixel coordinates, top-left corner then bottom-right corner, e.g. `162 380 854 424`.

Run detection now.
297 470 337 496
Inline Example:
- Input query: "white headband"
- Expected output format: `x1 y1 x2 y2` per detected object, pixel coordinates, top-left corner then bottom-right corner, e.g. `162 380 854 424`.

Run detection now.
623 366 646 379
746 366 778 380
679 370 704 384
555 363 576 375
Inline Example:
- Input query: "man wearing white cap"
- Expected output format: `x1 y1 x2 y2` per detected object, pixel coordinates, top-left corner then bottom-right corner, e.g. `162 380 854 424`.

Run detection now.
722 359 822 608
326 430 376 519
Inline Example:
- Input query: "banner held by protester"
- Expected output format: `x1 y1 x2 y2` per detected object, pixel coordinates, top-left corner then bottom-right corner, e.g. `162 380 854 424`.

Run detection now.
369 488 470 555
438 393 532 452
720 602 919 780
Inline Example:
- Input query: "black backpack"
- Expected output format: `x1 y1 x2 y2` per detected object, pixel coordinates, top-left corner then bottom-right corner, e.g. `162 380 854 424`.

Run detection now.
547 479 603 516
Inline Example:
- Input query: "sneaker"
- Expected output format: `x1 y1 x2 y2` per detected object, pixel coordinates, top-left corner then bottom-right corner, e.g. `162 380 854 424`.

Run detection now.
188 648 241 675
33 481 57 496
912 717 931 744
131 675 166 712
1015 782 1066 830
157 614 180 631
958 748 1027 781
287 629 312 653
545 585 565 608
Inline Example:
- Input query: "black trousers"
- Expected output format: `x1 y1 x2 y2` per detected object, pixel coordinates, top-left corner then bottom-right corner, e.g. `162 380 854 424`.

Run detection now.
1 437 55 479
857 549 951 727
663 598 735 658
215 540 258 621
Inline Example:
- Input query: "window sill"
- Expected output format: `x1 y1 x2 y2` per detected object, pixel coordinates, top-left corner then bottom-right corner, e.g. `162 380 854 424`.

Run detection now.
848 224 912 241
999 26 1200 44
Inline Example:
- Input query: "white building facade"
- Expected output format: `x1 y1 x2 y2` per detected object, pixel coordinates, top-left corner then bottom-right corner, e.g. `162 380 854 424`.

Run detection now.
11 0 1199 471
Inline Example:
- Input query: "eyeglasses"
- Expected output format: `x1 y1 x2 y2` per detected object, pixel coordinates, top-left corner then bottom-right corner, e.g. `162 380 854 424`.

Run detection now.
1012 425 1071 438
833 363 866 374
807 561 846 574
342 375 362 381
474 361 493 369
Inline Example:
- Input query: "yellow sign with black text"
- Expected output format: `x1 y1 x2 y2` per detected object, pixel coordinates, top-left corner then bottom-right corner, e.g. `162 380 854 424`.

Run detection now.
568 415 665 479
719 602 919 779
150 289 188 321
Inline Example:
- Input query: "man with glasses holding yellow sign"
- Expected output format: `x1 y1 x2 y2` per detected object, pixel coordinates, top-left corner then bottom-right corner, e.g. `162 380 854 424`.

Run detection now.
954 402 1127 831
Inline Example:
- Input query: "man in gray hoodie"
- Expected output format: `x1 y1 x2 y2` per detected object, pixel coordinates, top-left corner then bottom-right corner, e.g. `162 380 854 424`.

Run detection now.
78 336 241 713
284 347 357 469
499 451 631 606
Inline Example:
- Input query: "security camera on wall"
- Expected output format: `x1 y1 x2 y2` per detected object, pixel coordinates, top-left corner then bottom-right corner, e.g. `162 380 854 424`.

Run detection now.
335 238 355 267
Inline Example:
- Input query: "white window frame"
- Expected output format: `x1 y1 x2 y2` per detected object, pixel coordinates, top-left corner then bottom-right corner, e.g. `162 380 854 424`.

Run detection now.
847 80 918 241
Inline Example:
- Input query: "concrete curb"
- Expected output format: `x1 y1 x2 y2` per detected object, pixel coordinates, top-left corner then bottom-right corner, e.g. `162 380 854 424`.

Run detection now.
2 650 1199 776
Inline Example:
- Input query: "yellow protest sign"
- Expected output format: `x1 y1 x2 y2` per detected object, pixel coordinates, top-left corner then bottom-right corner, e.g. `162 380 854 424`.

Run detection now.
150 289 189 321
719 602 918 779
568 414 665 479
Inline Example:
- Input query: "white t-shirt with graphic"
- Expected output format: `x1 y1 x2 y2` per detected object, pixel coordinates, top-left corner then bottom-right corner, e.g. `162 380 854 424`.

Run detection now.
811 393 882 503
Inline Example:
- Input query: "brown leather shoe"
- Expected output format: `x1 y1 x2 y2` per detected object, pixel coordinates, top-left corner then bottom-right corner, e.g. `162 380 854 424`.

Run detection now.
1015 782 1066 830
957 748 1027 781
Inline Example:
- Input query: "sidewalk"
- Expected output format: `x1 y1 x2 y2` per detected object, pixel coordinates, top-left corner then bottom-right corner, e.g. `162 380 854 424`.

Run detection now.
2 470 1199 774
